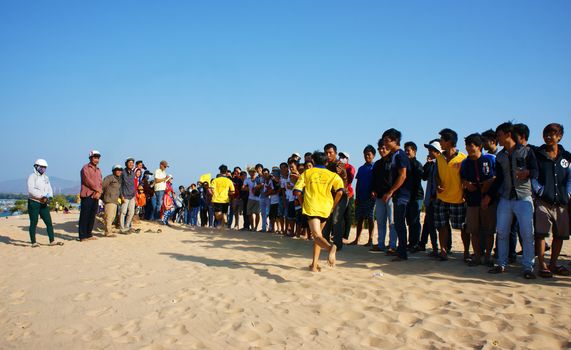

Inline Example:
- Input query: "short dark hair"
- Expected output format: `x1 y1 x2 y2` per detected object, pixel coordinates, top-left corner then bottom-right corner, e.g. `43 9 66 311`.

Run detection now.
382 128 402 145
219 164 228 174
363 144 376 155
404 141 417 152
323 143 337 153
439 128 458 146
464 133 484 147
255 163 263 169
304 152 312 157
481 129 497 142
304 159 314 166
312 151 328 166
496 122 514 139
279 162 288 169
233 166 241 172
262 168 270 173
288 158 299 166
543 123 564 137
513 123 530 141
240 171 247 176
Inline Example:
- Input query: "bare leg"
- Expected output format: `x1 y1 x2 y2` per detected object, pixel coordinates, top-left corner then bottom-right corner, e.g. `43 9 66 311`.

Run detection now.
548 238 563 271
536 238 547 270
350 218 364 245
367 218 374 246
308 218 335 271
438 225 450 257
461 228 470 260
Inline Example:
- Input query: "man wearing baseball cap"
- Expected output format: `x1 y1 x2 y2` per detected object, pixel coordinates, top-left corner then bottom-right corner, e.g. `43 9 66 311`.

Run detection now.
419 140 445 255
152 160 169 221
79 150 103 241
101 165 123 237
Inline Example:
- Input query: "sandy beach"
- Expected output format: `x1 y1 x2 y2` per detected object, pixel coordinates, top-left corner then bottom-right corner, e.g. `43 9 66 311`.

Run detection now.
0 212 570 349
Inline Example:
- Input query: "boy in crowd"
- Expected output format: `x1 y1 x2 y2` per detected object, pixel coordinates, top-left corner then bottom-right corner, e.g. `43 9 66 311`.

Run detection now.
382 129 411 261
419 140 442 255
350 145 376 246
294 151 344 272
460 134 497 266
323 143 348 250
486 122 538 279
532 123 570 277
230 167 244 229
243 167 262 231
481 129 500 156
211 165 236 229
339 151 356 242
371 143 396 253
404 142 424 252
435 128 468 261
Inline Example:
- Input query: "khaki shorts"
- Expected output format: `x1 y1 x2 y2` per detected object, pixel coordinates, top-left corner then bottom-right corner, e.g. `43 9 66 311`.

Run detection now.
247 199 260 214
534 200 569 240
465 203 497 237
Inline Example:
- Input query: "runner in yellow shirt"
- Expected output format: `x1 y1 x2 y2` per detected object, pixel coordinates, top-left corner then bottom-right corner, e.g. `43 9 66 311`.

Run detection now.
211 165 235 229
294 151 344 272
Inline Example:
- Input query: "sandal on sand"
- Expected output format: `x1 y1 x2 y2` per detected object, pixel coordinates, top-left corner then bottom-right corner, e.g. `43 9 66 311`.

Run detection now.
49 241 64 246
523 270 536 280
538 269 553 278
31 243 40 248
551 266 570 276
488 265 505 274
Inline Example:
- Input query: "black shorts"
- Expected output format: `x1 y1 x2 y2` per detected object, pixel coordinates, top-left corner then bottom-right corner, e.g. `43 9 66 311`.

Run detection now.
269 203 278 220
213 202 229 213
300 214 309 228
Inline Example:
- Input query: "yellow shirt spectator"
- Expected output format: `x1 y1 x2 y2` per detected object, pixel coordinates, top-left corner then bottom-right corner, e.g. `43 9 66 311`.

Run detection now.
294 166 344 218
211 176 235 204
436 152 467 204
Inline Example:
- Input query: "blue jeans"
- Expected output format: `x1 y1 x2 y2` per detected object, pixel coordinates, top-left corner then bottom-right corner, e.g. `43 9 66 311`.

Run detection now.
260 196 270 231
496 197 535 271
208 206 215 227
188 207 199 226
375 198 396 250
420 202 439 251
394 198 409 259
153 190 164 221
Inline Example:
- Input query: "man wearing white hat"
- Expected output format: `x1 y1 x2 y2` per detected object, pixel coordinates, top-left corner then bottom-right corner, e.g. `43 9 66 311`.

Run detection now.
79 150 103 241
27 159 62 247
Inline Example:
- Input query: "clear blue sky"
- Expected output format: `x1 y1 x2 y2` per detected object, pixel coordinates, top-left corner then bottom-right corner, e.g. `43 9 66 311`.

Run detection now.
1 1 569 186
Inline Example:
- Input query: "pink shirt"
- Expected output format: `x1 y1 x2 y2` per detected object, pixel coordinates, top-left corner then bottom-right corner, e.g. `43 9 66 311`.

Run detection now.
80 163 103 198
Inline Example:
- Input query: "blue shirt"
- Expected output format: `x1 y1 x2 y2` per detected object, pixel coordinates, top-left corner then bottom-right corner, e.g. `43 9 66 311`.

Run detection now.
460 154 496 206
390 149 411 201
355 162 374 201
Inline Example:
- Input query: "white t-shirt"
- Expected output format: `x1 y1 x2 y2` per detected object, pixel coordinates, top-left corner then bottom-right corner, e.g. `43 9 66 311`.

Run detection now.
244 177 260 201
154 168 167 191
281 176 295 202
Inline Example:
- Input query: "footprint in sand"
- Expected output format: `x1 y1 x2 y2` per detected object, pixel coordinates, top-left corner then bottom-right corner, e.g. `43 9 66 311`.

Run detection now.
109 291 127 300
9 290 26 305
86 306 115 317
163 324 189 336
72 292 91 302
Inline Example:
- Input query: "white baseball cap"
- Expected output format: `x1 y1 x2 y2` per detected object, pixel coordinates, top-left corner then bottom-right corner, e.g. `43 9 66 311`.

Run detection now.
339 151 350 159
424 141 442 153
89 150 101 158
34 159 48 167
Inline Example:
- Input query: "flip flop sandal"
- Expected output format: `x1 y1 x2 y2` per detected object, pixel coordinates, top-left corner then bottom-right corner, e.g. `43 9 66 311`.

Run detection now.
552 266 570 276
31 243 40 248
50 242 64 246
523 270 536 279
538 269 553 278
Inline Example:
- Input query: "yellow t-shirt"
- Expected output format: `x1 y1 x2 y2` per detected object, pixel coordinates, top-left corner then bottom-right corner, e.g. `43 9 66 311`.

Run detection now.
436 152 467 204
211 176 235 204
294 167 344 218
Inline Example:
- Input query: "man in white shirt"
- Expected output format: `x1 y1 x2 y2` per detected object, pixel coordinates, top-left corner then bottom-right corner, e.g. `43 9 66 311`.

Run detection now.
153 160 169 221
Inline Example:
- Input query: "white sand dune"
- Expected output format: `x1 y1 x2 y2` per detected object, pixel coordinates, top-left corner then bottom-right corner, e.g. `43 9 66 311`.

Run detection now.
0 212 570 349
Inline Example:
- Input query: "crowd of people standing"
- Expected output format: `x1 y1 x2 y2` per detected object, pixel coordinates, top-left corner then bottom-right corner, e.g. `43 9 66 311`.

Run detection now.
27 121 570 279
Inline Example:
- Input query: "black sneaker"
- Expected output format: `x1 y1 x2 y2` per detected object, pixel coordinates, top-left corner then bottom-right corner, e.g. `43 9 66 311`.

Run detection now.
488 265 506 274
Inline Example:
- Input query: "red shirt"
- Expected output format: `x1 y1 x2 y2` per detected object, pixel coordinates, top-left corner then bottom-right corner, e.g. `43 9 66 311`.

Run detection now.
345 163 356 198
80 163 103 198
